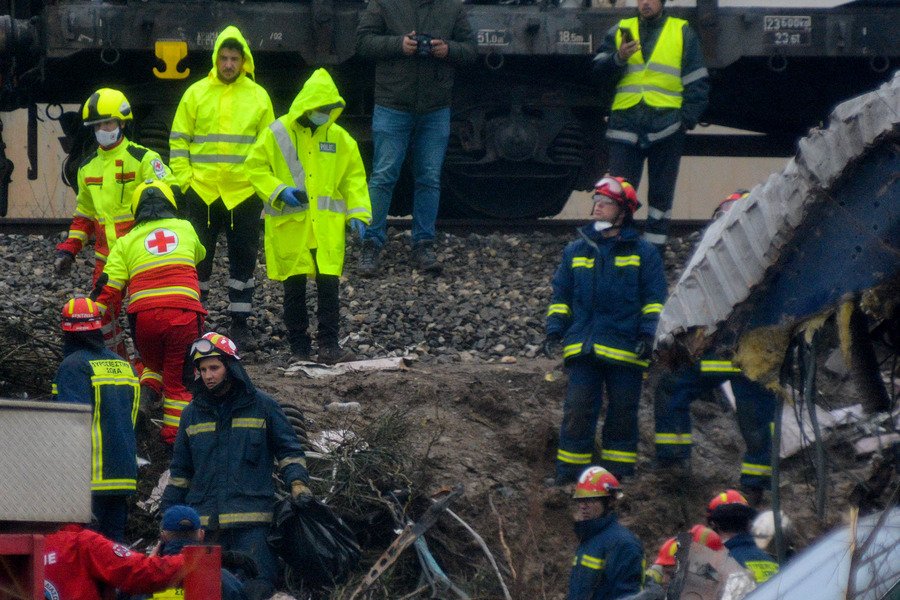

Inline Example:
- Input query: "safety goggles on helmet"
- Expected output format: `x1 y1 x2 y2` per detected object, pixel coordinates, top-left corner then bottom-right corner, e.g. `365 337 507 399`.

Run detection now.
60 297 103 332
593 176 641 214
189 332 240 363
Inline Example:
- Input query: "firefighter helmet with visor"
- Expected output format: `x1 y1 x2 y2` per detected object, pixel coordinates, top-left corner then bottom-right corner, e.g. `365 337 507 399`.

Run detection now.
573 466 623 500
82 88 133 126
189 332 241 364
593 176 641 215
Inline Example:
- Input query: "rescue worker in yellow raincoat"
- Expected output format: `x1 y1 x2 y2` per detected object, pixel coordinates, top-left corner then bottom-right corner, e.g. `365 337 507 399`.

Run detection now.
245 68 370 364
169 26 274 346
54 88 176 359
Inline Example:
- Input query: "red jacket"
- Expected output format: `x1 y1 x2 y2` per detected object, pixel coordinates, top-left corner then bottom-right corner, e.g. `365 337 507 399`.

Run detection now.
43 525 187 600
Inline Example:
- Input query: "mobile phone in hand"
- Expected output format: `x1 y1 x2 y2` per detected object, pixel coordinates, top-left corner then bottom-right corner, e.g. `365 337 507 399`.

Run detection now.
619 28 633 43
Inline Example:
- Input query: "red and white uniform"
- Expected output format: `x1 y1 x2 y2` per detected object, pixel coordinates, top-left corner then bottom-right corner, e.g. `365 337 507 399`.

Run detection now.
96 217 206 444
43 525 186 600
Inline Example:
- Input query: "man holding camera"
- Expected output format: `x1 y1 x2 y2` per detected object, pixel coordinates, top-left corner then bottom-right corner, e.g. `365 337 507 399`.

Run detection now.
356 0 476 276
592 0 709 252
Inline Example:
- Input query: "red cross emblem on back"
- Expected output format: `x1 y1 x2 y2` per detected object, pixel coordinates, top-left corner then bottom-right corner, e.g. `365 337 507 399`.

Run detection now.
145 228 179 256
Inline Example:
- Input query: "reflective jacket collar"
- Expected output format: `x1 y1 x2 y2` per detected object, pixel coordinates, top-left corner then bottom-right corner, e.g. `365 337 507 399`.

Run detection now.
97 136 128 157
287 68 346 129
573 512 618 542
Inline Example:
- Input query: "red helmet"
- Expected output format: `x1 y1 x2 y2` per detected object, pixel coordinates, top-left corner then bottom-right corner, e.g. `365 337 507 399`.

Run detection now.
573 466 622 499
61 297 103 332
593 176 640 215
189 332 240 364
655 537 679 567
713 189 750 218
689 524 724 551
707 489 749 514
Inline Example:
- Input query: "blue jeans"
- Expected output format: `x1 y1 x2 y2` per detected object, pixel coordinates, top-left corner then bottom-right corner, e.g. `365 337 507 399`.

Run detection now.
364 105 451 248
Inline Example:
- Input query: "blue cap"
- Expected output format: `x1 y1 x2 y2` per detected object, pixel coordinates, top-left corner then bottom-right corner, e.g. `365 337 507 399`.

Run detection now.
161 505 201 532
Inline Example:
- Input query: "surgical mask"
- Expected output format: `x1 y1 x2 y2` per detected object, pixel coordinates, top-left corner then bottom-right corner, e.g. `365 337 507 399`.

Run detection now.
593 221 613 232
309 111 330 126
95 127 121 147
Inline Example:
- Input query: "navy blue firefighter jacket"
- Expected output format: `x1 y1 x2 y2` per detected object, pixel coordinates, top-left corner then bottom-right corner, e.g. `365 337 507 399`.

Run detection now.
52 334 139 495
568 512 644 600
724 532 779 584
547 224 666 369
160 358 309 529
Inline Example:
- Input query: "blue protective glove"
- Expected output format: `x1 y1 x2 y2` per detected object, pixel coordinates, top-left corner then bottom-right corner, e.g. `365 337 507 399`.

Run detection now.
278 186 308 208
349 218 367 240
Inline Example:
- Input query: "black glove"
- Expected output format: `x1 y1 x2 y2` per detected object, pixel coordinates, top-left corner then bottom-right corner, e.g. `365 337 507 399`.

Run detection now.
635 334 655 362
53 251 75 276
542 334 562 359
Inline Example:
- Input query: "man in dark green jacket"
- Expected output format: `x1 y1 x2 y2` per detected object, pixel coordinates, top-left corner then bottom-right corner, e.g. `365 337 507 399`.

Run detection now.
160 332 310 585
356 0 475 275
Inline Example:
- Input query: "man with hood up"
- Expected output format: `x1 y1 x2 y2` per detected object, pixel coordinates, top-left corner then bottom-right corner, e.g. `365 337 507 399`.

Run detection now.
93 180 207 445
160 332 311 585
170 26 274 347
245 68 370 364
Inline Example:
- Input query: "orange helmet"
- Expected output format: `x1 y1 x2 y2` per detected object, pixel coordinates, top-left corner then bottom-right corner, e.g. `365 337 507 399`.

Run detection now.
61 297 103 332
573 466 622 500
689 524 724 551
655 537 679 567
707 489 749 514
712 189 750 219
189 332 240 364
593 176 640 215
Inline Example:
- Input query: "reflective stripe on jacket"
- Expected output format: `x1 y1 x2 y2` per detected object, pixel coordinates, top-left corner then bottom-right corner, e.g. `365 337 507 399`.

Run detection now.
724 533 779 583
52 344 139 494
612 16 685 111
245 68 371 279
95 217 206 317
159 359 309 529
568 514 643 600
169 26 274 208
546 225 666 368
57 140 174 263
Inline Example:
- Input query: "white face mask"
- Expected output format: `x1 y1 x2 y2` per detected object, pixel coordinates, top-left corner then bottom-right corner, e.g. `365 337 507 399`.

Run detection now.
309 111 330 126
593 221 613 232
95 127 121 147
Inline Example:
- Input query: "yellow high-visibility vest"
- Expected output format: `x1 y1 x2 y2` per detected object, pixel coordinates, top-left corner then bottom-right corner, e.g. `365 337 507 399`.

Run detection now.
612 17 686 110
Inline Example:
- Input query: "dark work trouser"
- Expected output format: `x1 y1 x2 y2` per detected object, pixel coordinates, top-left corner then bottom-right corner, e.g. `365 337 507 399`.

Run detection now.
556 355 643 482
283 263 340 352
207 526 278 585
186 188 262 320
607 130 685 248
91 494 129 543
654 366 776 490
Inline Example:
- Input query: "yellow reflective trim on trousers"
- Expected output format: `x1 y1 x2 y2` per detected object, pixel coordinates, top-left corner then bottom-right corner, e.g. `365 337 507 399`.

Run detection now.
655 433 692 445
52 383 58 395
164 398 190 411
580 554 606 570
71 230 88 242
218 511 273 525
601 449 637 463
186 422 216 436
233 418 266 429
547 303 571 316
557 449 592 465
163 414 182 427
279 456 308 469
571 257 595 268
169 476 191 488
141 370 163 384
593 344 650 367
642 303 664 315
563 343 583 358
700 360 742 373
741 462 772 476
614 255 640 267
91 478 137 491
746 561 779 583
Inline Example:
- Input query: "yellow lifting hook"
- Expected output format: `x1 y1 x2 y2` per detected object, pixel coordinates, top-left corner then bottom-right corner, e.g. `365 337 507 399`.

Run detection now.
153 40 190 80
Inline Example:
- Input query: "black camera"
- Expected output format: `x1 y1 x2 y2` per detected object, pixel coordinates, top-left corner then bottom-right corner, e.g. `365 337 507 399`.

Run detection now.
413 33 433 56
